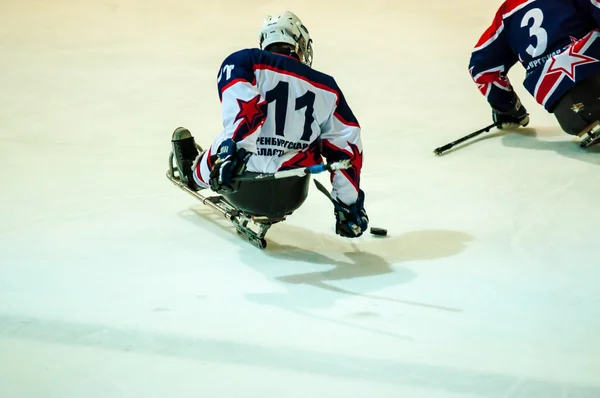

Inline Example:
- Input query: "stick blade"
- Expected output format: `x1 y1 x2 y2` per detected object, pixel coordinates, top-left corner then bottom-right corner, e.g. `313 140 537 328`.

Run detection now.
434 144 452 155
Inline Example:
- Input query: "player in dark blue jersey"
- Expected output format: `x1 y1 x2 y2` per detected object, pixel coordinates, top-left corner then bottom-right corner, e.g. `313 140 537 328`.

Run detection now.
169 11 368 242
469 0 600 147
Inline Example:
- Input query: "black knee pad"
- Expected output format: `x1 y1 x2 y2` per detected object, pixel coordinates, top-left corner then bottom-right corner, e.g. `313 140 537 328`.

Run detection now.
223 174 310 219
553 73 600 135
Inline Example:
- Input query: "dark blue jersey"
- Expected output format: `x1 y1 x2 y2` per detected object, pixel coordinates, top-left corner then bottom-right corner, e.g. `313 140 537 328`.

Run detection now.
469 0 600 112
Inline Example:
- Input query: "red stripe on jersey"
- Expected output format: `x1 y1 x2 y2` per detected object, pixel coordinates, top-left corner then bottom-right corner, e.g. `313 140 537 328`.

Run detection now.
340 169 359 193
475 70 510 88
471 66 511 96
474 9 504 50
501 0 536 17
195 154 206 184
322 138 353 158
220 78 257 102
253 64 341 104
474 0 535 51
321 140 362 193
535 72 562 105
195 147 214 184
334 111 360 128
233 117 264 142
478 82 492 98
206 146 212 169
279 142 321 170
206 146 213 169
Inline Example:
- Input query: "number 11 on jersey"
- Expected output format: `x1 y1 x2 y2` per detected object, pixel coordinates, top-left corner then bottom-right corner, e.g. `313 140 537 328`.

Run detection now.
265 81 316 141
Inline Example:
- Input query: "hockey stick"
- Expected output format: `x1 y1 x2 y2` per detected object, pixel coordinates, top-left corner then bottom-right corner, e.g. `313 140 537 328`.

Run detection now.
313 179 388 236
433 122 500 155
313 178 335 202
312 179 361 236
233 159 352 182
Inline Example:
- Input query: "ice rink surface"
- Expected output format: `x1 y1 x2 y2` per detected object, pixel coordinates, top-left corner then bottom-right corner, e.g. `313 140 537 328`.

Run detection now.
1 0 599 397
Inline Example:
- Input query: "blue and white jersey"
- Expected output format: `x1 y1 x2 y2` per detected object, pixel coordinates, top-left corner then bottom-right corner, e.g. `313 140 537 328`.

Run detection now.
469 0 600 112
193 48 363 205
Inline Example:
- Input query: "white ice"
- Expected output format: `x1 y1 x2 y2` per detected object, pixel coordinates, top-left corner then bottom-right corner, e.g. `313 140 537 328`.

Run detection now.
1 0 599 397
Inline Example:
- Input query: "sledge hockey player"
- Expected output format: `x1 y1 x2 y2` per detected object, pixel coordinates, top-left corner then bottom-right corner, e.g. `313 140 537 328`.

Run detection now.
170 11 368 241
469 0 600 147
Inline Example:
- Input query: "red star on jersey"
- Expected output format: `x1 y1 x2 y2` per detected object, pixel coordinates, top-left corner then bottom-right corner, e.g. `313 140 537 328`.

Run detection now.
348 142 363 173
234 95 266 128
470 66 511 98
337 142 363 192
547 36 598 82
477 82 490 97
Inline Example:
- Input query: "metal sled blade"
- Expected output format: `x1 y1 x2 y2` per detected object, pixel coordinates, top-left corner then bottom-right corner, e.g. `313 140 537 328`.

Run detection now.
167 152 239 220
578 121 600 148
166 151 280 249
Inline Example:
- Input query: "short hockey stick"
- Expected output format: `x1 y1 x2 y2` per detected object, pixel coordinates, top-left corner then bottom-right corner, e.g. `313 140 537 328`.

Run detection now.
434 122 500 155
313 179 388 237
313 178 335 202
233 159 351 182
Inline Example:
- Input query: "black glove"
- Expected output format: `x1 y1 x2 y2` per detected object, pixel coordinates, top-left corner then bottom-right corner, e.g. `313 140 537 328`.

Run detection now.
334 189 369 238
209 139 251 193
492 95 530 130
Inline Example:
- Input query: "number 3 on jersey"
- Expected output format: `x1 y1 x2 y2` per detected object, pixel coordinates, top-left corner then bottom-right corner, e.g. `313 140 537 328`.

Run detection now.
265 81 315 141
521 8 548 58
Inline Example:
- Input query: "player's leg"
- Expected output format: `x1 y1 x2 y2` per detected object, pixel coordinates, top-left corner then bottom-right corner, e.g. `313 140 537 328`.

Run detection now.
552 72 600 142
171 127 204 190
173 127 309 217
194 130 254 191
171 127 230 191
223 174 311 219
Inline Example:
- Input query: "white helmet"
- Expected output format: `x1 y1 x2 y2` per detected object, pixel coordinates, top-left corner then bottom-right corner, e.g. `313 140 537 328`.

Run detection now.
259 11 313 67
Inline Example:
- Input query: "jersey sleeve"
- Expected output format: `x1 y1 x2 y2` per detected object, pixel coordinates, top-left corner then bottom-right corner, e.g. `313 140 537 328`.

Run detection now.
216 50 267 154
468 8 519 112
319 87 363 206
576 0 600 25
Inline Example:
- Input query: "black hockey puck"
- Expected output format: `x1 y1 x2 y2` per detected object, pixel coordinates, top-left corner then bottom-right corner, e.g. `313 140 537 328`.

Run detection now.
370 227 388 236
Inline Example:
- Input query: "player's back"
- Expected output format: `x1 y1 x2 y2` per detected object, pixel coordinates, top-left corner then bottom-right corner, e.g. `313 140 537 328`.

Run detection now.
470 0 600 110
218 48 341 143
500 0 594 69
216 48 359 173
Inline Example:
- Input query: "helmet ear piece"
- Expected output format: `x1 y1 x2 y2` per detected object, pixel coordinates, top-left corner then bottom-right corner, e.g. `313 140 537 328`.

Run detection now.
304 39 313 67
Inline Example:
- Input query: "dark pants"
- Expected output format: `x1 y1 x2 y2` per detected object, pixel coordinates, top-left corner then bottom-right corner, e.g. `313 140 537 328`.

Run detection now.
223 174 310 219
552 71 600 135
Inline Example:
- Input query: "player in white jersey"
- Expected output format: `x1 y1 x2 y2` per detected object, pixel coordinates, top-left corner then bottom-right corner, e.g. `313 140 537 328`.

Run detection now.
171 11 368 238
